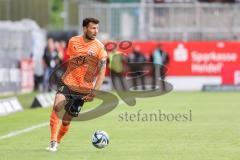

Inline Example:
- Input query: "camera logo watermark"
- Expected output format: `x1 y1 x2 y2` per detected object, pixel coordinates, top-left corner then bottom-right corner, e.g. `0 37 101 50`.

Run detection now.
49 41 173 121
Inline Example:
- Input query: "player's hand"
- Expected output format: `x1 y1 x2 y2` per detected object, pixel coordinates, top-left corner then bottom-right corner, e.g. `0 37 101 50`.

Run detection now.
82 92 96 102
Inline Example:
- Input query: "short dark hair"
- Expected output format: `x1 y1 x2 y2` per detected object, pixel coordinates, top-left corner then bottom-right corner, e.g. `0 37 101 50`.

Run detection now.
82 18 99 27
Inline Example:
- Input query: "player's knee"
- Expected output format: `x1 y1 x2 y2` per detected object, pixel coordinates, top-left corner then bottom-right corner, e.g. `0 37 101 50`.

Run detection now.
53 94 66 112
53 105 61 112
53 101 65 112
62 120 71 126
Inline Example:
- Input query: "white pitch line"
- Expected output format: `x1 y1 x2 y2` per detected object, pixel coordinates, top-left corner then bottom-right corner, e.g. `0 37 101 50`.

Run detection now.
0 99 127 141
0 122 48 140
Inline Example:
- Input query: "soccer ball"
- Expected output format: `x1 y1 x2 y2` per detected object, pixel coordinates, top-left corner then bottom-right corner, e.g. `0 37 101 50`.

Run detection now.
91 130 109 149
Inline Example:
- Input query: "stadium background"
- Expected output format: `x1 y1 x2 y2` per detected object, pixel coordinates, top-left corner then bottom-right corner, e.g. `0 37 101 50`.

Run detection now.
0 0 239 160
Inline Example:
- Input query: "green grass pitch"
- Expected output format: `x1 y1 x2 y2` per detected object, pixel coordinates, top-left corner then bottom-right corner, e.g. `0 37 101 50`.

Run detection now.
0 91 239 160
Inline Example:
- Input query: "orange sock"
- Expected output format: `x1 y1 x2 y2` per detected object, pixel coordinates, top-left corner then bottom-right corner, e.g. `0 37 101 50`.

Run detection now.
50 110 60 141
57 122 70 143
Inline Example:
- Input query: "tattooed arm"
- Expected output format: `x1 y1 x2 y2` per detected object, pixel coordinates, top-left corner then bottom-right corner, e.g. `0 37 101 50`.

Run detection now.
93 58 107 90
82 58 106 102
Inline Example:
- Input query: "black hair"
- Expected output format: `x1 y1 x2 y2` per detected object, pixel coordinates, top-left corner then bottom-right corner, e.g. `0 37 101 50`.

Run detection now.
82 17 99 27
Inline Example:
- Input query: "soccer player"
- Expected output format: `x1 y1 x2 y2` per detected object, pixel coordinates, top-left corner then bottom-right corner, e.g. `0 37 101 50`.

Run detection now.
46 17 107 152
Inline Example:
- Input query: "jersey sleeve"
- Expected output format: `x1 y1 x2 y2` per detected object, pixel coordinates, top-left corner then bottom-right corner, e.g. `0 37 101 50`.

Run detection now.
97 47 108 60
66 38 74 57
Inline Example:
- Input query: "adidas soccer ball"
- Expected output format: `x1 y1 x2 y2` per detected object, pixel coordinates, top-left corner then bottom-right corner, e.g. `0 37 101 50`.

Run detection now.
91 130 109 149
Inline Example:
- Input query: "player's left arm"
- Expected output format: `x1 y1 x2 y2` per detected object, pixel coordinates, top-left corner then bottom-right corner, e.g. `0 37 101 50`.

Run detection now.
82 58 106 102
82 49 107 102
93 57 107 90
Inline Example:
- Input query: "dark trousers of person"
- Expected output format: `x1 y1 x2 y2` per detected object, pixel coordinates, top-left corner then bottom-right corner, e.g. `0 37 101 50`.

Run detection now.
34 75 43 91
129 67 146 90
152 64 166 90
111 70 126 91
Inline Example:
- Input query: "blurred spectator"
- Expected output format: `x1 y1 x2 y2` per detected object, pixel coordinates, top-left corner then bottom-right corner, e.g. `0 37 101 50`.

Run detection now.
128 46 147 90
42 38 61 92
54 41 63 63
150 45 169 90
32 54 44 92
61 40 69 63
108 49 126 90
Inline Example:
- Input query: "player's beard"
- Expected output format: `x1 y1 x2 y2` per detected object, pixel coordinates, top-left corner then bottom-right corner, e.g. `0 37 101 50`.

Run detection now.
85 33 96 40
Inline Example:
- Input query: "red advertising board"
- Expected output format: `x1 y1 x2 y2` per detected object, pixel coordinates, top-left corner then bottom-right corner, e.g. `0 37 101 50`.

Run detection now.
164 41 240 76
111 41 240 84
222 64 240 85
106 41 240 84
129 41 240 76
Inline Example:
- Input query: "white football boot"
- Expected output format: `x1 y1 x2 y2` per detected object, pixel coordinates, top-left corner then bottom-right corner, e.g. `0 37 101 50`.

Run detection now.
46 140 58 152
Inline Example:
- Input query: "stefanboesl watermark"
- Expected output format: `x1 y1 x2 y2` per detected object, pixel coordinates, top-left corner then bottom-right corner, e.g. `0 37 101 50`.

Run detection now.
118 109 192 122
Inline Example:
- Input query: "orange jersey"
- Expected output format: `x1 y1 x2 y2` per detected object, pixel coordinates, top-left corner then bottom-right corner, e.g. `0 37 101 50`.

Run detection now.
62 35 107 94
